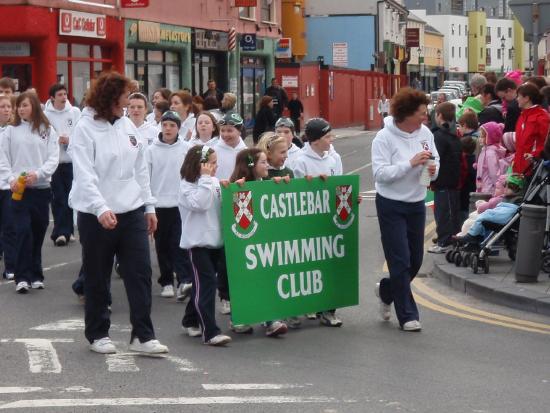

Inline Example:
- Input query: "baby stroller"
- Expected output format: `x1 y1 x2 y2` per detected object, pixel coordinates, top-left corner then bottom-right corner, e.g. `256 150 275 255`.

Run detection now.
447 160 550 274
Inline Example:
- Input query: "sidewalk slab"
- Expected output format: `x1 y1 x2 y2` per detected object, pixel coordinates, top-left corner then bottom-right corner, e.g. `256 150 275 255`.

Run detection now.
430 255 550 317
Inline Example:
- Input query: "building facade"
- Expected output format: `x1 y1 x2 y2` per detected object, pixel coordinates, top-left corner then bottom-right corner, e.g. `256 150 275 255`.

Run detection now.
0 0 282 124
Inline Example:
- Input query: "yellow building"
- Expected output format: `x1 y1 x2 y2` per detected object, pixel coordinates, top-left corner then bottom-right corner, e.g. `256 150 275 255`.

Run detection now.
513 17 524 71
281 0 306 60
468 11 487 73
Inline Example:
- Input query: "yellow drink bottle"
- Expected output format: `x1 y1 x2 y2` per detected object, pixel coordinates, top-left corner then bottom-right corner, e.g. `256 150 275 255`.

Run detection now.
11 172 27 201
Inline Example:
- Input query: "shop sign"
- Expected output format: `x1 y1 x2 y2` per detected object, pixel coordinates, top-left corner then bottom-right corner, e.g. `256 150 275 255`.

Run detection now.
195 29 228 51
0 42 30 57
121 0 149 7
235 0 257 6
221 177 359 325
133 21 191 44
478 64 486 72
282 75 298 88
240 33 257 51
59 10 106 39
332 42 348 67
406 28 420 48
275 38 292 58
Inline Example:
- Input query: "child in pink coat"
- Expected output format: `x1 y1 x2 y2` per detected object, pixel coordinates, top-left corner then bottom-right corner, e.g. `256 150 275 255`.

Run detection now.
475 122 506 194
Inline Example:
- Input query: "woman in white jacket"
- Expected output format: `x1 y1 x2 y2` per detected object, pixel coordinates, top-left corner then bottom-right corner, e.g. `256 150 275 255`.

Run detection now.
69 72 168 355
371 88 439 332
1 92 59 293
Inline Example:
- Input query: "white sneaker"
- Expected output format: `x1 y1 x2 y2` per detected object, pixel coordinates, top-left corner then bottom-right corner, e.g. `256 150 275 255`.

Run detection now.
319 311 343 327
160 285 175 298
219 299 231 315
176 283 192 302
15 281 29 294
305 313 318 320
184 326 202 337
5 272 14 280
375 282 391 321
230 322 253 334
55 235 67 247
128 338 169 354
205 334 232 346
402 320 422 332
265 321 288 337
31 281 44 289
69 234 76 242
285 316 302 329
89 337 117 354
428 245 450 254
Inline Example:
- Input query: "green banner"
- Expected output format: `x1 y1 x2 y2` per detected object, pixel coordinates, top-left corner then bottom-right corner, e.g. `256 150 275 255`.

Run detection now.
221 176 360 325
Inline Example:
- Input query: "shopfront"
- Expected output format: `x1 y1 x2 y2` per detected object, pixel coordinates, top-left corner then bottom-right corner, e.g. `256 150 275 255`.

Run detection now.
0 6 123 103
192 29 228 97
237 37 276 129
125 20 192 98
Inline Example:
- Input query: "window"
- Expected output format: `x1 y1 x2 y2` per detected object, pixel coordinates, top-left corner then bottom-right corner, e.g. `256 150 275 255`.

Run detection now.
508 27 512 38
480 47 483 58
239 7 255 19
487 27 491 36
452 47 455 58
260 0 275 22
491 8 496 16
497 27 501 37
459 47 461 58
438 3 441 12
465 25 468 34
459 25 461 35
125 49 181 98
57 43 112 106
497 49 501 59
509 48 514 59
466 46 468 56
480 26 483 36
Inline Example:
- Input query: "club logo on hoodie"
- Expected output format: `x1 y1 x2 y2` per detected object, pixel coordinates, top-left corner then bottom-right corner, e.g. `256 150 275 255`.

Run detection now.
39 128 50 141
231 190 258 239
129 135 138 148
333 185 355 230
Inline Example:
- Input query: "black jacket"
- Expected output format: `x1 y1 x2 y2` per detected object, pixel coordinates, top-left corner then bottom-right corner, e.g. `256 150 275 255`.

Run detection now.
253 106 276 142
504 98 520 133
432 123 463 190
478 100 504 125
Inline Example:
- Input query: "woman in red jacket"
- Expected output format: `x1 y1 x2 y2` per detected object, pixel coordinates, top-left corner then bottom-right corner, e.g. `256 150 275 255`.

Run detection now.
514 83 550 174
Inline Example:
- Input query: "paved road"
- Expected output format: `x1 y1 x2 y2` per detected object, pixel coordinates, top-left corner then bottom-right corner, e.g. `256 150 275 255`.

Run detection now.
1 131 550 412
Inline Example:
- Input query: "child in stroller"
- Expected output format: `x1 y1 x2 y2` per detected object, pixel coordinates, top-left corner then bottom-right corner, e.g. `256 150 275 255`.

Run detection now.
446 174 524 271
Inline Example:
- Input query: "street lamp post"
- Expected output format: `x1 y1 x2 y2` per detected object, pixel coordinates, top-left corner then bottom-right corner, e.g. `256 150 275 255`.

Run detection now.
437 49 442 88
510 46 515 71
500 35 506 74
417 47 425 91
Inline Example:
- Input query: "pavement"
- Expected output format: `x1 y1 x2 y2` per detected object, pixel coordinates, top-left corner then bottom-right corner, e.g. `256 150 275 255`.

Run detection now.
429 250 550 316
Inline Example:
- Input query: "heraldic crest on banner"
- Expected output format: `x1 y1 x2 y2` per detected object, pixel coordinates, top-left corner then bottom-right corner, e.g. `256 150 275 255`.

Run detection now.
333 185 355 229
231 191 258 239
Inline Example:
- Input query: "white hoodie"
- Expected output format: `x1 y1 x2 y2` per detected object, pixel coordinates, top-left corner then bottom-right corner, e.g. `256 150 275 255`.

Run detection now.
145 136 190 208
292 142 342 178
181 113 196 141
285 142 301 169
44 100 81 163
213 137 247 180
68 107 156 217
188 135 219 148
0 121 59 189
178 175 223 249
371 116 440 203
135 121 159 146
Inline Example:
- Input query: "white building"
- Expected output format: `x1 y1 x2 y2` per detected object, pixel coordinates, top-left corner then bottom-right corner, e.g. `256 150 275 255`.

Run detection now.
412 10 468 77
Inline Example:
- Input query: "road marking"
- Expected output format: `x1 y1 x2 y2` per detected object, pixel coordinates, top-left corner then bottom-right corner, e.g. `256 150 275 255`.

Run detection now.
0 388 44 394
341 149 360 159
165 355 200 372
202 384 310 390
43 259 81 272
106 353 140 372
345 162 372 176
3 339 73 374
413 278 550 331
413 292 550 335
0 395 339 409
31 319 130 332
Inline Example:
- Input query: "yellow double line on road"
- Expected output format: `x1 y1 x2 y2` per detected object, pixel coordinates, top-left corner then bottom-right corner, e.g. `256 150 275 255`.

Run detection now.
381 222 550 335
